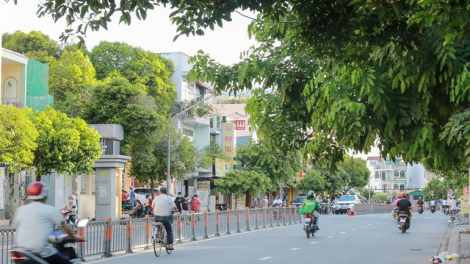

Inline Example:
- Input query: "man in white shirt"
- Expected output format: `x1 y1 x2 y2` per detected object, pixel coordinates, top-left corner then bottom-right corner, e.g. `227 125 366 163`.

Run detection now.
151 187 177 250
272 196 283 207
12 182 82 264
442 198 448 214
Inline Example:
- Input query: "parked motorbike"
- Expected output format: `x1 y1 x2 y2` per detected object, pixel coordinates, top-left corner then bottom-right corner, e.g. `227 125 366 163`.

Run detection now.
397 211 410 233
11 219 88 264
431 205 436 214
304 212 317 238
418 204 423 214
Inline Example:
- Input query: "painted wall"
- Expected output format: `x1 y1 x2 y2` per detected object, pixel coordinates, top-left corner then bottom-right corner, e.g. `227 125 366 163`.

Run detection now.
1 64 22 103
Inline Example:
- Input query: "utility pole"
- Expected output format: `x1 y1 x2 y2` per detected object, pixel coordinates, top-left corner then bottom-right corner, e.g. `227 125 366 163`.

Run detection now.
166 94 215 194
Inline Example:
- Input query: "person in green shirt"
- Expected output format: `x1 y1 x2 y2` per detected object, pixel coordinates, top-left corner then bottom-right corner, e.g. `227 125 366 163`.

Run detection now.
299 190 321 230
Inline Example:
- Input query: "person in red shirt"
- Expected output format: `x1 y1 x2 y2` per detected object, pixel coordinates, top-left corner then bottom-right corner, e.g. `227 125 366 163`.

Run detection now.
121 190 128 210
190 195 201 213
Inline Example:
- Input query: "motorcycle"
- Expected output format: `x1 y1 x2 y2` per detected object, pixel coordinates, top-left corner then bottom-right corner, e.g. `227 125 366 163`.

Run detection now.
11 219 88 264
397 211 410 233
320 204 329 215
418 204 423 214
303 212 317 238
431 205 436 213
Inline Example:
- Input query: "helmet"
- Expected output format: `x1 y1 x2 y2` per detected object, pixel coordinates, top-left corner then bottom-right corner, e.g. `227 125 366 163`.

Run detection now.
27 182 48 200
401 194 407 199
307 190 315 197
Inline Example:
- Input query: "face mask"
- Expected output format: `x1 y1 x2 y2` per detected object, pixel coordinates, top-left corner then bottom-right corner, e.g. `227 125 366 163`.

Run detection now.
68 200 73 203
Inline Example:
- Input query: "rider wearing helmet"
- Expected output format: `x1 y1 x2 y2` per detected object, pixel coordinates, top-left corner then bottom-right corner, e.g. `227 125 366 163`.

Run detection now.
396 193 413 223
11 182 82 264
299 190 321 230
151 187 177 250
417 196 424 209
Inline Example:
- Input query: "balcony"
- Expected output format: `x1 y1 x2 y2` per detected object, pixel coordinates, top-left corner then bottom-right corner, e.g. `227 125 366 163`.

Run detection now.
2 98 21 108
179 110 210 126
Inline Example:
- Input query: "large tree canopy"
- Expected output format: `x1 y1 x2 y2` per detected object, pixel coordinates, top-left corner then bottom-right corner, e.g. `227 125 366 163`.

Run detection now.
0 106 38 172
2 30 60 64
29 0 470 172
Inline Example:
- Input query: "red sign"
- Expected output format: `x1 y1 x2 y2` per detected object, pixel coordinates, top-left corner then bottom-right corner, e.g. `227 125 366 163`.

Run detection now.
236 120 246 130
464 186 469 195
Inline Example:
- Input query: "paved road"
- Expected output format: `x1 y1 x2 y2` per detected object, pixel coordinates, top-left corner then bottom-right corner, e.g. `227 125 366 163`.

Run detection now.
88 211 450 264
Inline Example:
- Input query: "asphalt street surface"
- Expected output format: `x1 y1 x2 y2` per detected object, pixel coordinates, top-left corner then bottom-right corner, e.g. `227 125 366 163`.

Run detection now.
88 211 450 264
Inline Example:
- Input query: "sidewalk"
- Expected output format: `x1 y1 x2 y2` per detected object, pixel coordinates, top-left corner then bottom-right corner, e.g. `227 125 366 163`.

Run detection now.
440 215 470 263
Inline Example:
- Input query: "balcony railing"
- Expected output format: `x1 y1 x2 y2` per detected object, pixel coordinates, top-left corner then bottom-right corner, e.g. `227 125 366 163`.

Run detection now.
2 98 21 108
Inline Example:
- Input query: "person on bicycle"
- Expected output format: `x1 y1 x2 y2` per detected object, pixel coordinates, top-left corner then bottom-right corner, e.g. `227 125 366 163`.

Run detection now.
151 187 177 250
12 182 83 264
299 190 321 230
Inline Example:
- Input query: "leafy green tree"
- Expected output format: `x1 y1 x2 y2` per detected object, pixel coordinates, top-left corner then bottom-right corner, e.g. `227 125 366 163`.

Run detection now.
35 0 470 175
372 193 388 203
237 141 302 191
2 30 59 64
29 106 101 180
215 170 271 197
0 106 38 172
422 178 459 201
338 157 370 194
89 41 177 111
83 75 165 154
49 50 96 117
296 168 327 195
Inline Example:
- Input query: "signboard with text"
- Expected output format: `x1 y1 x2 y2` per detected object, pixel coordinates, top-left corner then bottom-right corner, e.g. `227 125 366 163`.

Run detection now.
215 158 226 177
224 123 236 169
236 120 246 130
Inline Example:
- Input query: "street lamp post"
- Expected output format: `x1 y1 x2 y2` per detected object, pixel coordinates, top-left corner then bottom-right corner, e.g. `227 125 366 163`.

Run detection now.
166 95 215 194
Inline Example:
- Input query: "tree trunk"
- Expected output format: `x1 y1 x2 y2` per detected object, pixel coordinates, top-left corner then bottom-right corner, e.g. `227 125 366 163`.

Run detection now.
245 190 251 208
150 177 155 199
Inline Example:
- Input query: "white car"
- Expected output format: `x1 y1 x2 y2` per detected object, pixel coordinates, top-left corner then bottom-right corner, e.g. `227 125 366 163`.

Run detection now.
132 188 176 206
333 195 361 214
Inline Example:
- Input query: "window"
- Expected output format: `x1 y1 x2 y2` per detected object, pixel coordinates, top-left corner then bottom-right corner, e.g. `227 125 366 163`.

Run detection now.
80 174 88 195
383 185 387 192
394 184 398 190
183 128 194 137
394 171 399 177
400 171 405 178
91 171 96 195
375 171 380 179
381 172 386 181
25 170 32 188
400 184 405 191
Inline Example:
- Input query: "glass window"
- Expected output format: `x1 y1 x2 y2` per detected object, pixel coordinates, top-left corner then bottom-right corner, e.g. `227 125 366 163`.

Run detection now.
80 174 88 195
394 184 398 190
381 172 386 181
394 171 399 177
400 171 405 178
183 128 194 137
91 171 96 195
400 184 405 191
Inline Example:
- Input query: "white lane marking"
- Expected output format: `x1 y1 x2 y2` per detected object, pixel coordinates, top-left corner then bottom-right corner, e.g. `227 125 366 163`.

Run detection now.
340 232 346 234
289 248 300 251
327 236 334 239
351 228 356 230
310 241 318 244
259 257 272 261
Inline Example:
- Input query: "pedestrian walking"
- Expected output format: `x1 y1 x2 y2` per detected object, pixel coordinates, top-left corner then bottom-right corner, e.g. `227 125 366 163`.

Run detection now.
182 194 190 224
175 192 184 213
122 190 128 210
191 195 201 213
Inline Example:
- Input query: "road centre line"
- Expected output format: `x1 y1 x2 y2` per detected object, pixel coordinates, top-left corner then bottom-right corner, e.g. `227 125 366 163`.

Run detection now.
351 228 356 230
289 248 300 251
326 236 334 238
340 232 346 234
310 241 318 244
259 257 272 260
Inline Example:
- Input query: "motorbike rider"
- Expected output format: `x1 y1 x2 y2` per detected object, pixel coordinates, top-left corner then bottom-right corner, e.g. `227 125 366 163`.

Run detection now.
299 190 321 230
151 187 177 250
12 182 83 264
430 199 436 211
417 197 424 211
396 193 413 224
62 195 77 223
392 194 402 219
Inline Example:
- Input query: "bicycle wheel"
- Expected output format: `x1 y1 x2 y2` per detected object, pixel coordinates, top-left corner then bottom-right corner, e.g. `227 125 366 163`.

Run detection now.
153 227 162 257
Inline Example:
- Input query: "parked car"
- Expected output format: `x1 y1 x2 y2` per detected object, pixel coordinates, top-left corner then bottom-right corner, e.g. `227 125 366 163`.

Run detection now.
332 195 361 214
291 196 307 207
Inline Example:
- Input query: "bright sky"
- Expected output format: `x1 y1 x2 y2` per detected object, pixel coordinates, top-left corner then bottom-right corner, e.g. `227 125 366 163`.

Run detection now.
1 1 257 66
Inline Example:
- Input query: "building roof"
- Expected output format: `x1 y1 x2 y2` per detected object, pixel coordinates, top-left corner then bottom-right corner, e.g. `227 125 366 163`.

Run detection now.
197 81 214 94
367 156 381 161
2 48 29 59
211 103 252 137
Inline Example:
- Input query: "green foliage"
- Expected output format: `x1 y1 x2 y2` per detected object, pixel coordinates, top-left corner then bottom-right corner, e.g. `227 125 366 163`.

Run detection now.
0 106 38 172
215 170 271 196
296 169 327 194
338 157 370 194
89 41 177 112
198 140 224 169
237 141 302 191
422 178 459 201
356 187 375 201
84 75 165 154
49 50 96 117
29 106 101 180
2 30 59 64
372 193 388 203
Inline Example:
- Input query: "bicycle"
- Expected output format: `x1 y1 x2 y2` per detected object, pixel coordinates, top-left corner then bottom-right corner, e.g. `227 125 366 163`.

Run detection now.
152 222 173 257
